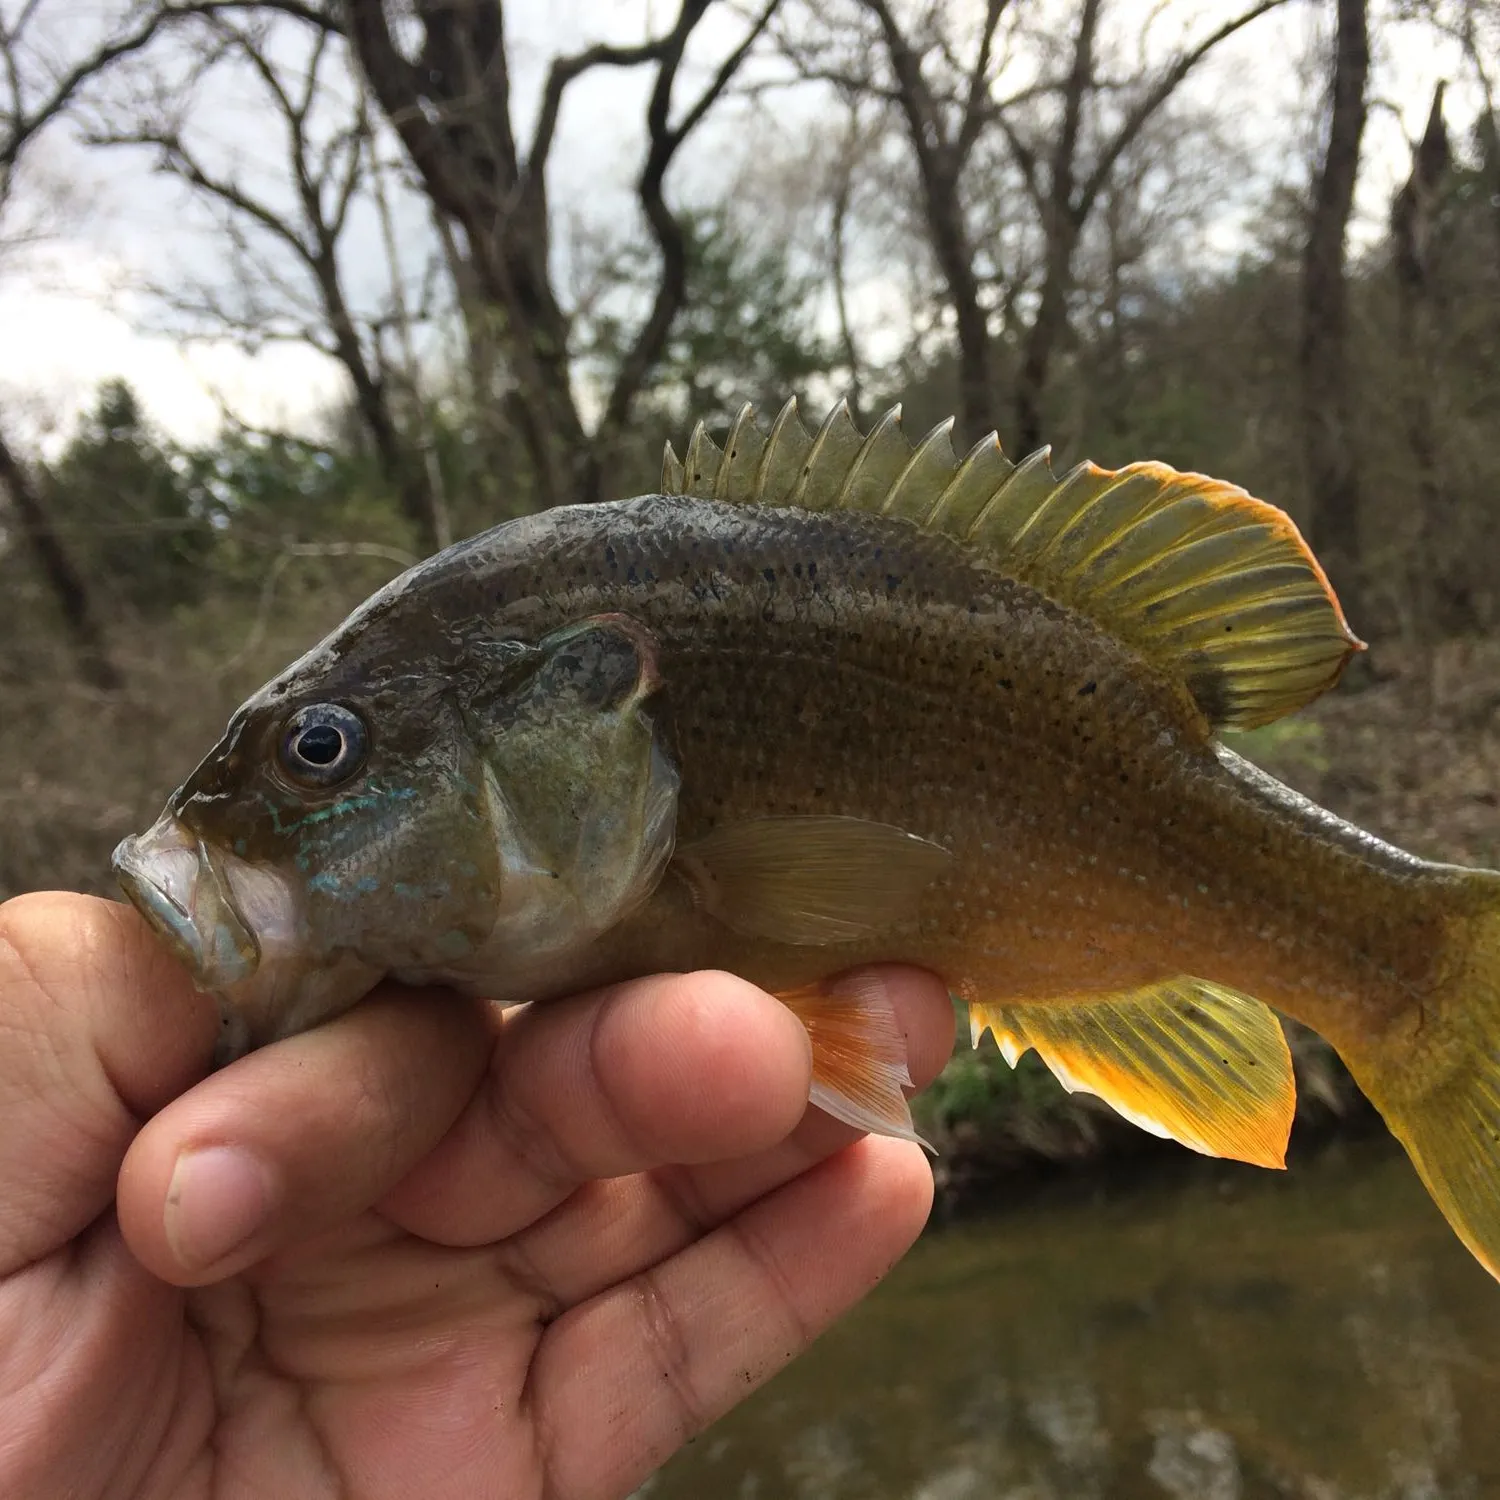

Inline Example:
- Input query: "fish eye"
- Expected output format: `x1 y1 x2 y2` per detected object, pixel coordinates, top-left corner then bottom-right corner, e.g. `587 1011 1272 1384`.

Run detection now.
277 703 368 789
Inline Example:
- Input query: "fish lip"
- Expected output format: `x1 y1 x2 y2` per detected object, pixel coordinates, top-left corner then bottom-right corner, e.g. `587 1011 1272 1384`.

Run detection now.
112 814 260 987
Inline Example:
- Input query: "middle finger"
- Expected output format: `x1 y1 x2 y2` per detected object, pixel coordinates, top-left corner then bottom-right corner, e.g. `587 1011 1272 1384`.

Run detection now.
375 969 815 1244
380 966 955 1267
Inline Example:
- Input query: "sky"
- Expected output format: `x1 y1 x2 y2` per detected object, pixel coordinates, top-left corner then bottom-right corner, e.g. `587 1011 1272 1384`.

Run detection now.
0 0 1487 452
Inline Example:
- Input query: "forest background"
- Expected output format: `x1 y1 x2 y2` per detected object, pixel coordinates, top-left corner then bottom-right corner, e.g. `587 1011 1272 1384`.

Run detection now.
3 0 1497 1182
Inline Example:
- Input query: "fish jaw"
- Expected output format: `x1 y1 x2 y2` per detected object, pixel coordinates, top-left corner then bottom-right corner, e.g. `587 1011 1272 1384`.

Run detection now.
113 812 261 988
113 812 381 1064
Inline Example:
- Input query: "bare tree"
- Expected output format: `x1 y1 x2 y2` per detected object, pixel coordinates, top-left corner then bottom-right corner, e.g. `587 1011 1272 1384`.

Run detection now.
86 13 450 552
1456 0 1500 262
1392 83 1459 640
0 2 175 198
997 0 1287 452
0 424 121 688
0 0 188 686
773 0 1015 441
344 0 782 508
1298 0 1370 621
826 95 874 421
779 0 1285 449
855 0 1009 443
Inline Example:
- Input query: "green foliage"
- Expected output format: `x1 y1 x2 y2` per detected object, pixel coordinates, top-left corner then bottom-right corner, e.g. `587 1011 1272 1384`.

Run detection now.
917 1036 1075 1134
1220 718 1331 779
580 210 839 432
43 379 217 613
911 997 1079 1140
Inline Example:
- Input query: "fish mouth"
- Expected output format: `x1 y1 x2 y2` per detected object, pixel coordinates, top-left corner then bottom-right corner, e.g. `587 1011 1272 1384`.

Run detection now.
112 814 261 987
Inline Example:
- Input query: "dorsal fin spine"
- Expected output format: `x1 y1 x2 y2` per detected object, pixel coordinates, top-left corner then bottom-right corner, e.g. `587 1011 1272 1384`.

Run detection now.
661 442 684 494
930 433 1011 536
717 406 758 501
883 418 958 519
757 397 808 504
834 404 903 512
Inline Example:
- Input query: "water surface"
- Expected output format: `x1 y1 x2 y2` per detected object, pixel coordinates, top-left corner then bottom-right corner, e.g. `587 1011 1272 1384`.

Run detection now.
644 1137 1500 1498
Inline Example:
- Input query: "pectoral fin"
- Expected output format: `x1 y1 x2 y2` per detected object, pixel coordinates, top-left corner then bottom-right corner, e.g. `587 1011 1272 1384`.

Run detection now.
970 980 1295 1168
675 815 950 945
779 974 930 1149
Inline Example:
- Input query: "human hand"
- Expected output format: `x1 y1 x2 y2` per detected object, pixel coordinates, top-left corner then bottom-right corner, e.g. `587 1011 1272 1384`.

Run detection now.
0 892 953 1499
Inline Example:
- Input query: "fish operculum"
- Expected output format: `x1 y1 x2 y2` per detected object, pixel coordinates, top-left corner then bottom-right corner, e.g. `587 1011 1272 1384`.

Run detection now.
410 614 683 1004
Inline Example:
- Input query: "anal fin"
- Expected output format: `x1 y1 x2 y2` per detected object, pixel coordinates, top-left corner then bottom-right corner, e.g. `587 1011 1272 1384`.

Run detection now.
779 974 932 1151
970 979 1295 1168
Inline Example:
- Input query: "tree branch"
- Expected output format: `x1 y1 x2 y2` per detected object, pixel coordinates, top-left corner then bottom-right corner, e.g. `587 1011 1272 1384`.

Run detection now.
955 0 1009 164
595 0 782 469
527 36 672 183
1 3 171 170
1078 0 1288 220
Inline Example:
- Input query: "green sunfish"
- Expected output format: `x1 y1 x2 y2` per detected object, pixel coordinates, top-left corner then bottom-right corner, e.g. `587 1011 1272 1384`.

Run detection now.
113 399 1500 1283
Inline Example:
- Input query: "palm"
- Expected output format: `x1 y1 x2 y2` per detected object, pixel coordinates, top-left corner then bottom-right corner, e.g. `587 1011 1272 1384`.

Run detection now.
0 895 951 1500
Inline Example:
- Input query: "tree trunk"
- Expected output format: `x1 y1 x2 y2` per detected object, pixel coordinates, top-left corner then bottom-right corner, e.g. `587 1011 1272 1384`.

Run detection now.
861 0 998 447
1012 0 1099 454
1392 83 1456 639
343 0 588 508
1014 223 1081 454
346 0 761 509
313 253 444 555
1297 0 1369 627
0 424 121 689
1480 103 1500 269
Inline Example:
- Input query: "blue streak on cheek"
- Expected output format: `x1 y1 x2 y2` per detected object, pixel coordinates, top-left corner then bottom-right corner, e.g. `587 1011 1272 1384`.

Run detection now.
270 782 419 838
393 880 452 900
306 871 383 900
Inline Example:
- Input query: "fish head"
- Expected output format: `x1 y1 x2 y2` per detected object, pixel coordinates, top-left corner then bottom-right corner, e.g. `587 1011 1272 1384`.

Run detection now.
113 607 678 1059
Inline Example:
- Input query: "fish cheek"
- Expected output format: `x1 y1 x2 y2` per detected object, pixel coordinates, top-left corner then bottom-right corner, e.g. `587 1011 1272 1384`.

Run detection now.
276 733 506 973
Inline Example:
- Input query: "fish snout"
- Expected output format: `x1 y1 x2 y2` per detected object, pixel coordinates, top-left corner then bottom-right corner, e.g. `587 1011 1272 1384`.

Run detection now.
112 814 261 987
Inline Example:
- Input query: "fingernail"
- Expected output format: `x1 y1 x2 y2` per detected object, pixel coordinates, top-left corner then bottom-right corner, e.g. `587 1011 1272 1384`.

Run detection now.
164 1147 277 1272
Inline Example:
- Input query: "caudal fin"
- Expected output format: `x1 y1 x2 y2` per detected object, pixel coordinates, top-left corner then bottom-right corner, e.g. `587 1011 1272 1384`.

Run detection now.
1340 880 1500 1281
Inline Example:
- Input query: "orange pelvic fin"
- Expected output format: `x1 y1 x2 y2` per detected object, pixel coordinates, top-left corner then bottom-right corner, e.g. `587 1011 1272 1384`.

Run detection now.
971 979 1295 1169
778 974 931 1150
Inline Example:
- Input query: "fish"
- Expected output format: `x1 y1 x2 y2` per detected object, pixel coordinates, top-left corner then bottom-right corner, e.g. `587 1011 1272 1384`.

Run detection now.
112 398 1500 1283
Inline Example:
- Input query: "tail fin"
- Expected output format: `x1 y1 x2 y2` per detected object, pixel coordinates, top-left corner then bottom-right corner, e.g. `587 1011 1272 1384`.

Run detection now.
1340 879 1500 1281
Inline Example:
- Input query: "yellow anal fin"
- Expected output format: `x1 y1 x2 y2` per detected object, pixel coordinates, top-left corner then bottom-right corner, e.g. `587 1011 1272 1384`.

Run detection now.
779 974 931 1151
664 399 1364 731
674 815 951 946
970 980 1295 1169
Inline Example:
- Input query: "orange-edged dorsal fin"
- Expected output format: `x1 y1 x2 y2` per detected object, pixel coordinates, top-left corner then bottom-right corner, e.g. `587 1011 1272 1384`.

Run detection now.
663 400 1364 731
674 815 951 946
779 973 931 1150
970 980 1295 1169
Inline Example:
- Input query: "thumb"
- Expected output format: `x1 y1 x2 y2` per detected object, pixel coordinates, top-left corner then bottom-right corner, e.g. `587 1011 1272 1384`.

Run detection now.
0 892 217 1274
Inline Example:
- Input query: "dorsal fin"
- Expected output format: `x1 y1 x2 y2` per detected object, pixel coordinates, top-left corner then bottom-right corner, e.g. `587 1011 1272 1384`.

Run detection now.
662 399 1364 731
